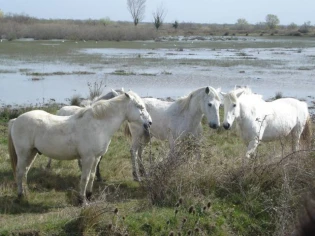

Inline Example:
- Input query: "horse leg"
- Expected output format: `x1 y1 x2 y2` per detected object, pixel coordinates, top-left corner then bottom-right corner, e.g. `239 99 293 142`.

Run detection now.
95 155 103 182
246 127 265 158
79 156 94 205
130 139 142 182
138 145 146 177
46 158 52 169
86 156 102 201
291 124 303 152
16 149 37 198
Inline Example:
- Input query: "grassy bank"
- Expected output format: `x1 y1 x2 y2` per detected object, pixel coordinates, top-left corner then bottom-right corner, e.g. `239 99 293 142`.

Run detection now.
0 105 314 235
0 14 315 42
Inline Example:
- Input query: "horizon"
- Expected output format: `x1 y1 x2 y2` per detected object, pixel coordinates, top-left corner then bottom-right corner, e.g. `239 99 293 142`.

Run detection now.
1 0 314 26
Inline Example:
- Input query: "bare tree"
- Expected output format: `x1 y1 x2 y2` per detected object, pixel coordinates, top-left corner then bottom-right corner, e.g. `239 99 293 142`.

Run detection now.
152 3 167 30
127 0 146 26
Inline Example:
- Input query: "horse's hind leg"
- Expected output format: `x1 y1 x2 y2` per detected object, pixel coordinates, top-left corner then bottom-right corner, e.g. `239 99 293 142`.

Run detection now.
16 149 38 197
79 156 95 204
46 158 52 169
95 155 103 182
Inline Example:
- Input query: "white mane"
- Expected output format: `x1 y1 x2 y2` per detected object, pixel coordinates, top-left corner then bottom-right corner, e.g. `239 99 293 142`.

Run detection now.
227 87 263 103
176 87 220 113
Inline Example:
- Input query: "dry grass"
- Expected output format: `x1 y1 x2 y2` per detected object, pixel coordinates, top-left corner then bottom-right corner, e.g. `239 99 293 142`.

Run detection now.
0 15 314 41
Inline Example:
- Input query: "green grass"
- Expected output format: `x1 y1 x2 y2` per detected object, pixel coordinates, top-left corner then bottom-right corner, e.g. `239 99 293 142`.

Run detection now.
1 105 313 235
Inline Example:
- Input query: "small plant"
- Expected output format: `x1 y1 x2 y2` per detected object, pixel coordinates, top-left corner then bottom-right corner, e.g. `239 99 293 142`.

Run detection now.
172 21 179 29
87 80 106 100
70 94 82 106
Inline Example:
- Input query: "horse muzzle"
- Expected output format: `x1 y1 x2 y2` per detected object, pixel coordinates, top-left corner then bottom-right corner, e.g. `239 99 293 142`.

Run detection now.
209 122 219 129
223 122 231 130
143 121 152 131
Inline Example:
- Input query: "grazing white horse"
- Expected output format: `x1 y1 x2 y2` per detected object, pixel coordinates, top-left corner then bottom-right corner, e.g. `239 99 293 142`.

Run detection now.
126 86 221 181
46 88 125 177
221 87 312 158
80 88 124 107
8 91 152 204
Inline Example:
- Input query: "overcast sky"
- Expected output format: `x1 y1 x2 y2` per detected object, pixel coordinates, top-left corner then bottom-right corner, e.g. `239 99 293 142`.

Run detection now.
1 0 314 25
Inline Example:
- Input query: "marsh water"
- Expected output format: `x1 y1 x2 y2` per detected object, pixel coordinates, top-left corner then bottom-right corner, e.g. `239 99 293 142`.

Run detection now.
0 36 314 112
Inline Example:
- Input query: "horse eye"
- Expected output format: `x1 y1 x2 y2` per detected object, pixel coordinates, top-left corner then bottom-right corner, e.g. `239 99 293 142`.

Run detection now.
233 104 237 108
208 103 212 107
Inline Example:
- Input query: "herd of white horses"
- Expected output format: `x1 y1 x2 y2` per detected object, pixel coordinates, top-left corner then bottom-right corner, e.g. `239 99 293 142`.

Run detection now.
7 86 312 204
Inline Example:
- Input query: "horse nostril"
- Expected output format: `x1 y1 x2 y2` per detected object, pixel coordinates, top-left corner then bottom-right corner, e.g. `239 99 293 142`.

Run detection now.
210 123 218 129
149 121 152 126
223 123 230 130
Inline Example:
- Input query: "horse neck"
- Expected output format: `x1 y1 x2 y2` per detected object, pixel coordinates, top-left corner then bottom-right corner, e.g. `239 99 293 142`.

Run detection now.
237 96 263 123
94 100 129 136
179 93 204 125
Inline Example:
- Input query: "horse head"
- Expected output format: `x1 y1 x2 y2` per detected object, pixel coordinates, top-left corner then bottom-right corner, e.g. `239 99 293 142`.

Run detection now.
202 86 221 129
220 89 244 130
125 91 152 131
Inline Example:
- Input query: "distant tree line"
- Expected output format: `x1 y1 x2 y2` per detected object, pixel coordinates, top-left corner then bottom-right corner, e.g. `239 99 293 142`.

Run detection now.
0 5 314 41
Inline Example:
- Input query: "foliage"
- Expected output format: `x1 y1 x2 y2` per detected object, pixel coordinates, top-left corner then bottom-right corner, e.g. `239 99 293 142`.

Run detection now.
127 0 146 26
99 17 111 26
265 14 280 30
70 94 82 106
299 21 312 34
288 22 298 30
87 80 106 100
172 20 178 29
152 3 167 30
236 18 249 30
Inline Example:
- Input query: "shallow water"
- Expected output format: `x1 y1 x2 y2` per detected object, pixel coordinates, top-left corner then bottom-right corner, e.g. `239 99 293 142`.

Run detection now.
0 38 315 111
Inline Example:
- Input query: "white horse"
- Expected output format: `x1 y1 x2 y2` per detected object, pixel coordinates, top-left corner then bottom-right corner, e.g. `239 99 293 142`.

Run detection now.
80 88 124 107
126 86 221 181
221 87 312 158
8 91 152 204
46 88 125 177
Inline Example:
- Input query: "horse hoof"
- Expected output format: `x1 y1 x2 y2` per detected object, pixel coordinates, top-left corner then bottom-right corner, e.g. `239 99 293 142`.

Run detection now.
86 192 93 201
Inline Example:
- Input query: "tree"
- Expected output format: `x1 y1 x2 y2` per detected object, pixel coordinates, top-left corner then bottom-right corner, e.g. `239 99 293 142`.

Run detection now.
299 21 311 33
127 0 146 26
0 9 4 18
265 14 280 29
152 3 167 30
172 20 178 29
236 18 249 30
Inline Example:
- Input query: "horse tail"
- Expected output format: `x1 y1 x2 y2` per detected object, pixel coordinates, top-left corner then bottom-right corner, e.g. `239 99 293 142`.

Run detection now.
8 118 17 180
301 116 312 149
124 123 131 138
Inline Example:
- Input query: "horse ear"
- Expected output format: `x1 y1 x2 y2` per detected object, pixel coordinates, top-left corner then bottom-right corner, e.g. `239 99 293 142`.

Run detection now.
111 89 119 96
125 92 130 98
205 87 210 94
220 92 227 97
121 87 124 92
236 90 244 98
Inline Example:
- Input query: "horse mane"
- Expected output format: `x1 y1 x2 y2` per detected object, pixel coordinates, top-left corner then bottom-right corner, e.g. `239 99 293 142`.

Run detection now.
227 87 263 103
176 87 220 113
74 94 127 119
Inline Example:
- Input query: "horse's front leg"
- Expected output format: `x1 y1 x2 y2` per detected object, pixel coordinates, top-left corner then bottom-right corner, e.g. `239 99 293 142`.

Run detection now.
79 156 94 205
130 139 142 182
245 127 265 158
86 156 102 200
246 139 260 158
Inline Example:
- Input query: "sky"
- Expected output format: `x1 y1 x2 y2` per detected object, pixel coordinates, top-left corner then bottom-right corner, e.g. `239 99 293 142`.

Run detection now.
0 0 314 25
